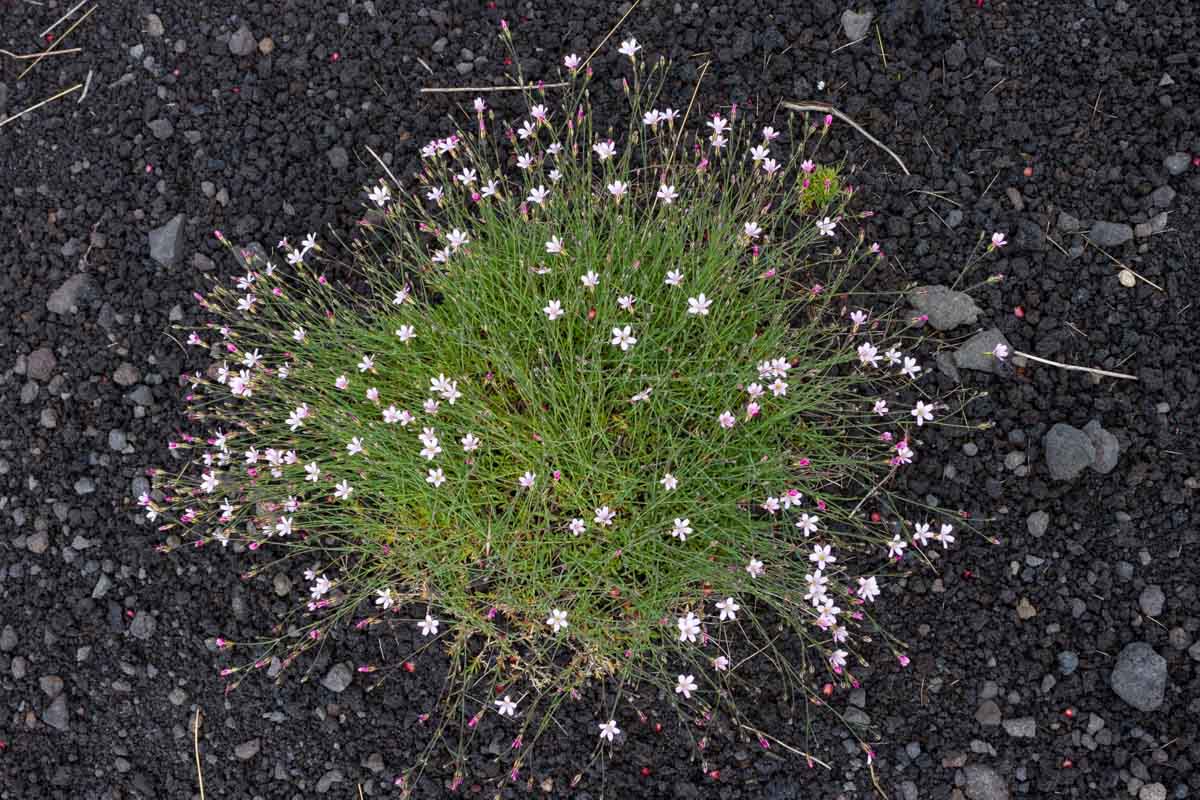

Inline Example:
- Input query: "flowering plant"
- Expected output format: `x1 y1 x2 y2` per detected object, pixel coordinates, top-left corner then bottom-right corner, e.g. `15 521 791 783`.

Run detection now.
155 31 969 792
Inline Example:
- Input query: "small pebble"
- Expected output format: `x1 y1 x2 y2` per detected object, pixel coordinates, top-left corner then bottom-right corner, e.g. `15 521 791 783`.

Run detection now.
1118 269 1136 288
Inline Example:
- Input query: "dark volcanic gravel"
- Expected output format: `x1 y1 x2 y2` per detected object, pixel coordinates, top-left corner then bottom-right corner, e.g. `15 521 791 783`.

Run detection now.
2 1 1198 798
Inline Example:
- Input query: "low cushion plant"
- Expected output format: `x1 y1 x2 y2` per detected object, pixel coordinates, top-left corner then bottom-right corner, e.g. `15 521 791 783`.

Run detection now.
155 30 978 792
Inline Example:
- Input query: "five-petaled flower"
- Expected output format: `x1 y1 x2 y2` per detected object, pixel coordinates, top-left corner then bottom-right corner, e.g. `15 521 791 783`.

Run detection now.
716 597 739 621
656 184 679 204
675 674 698 699
687 293 712 316
546 608 569 633
677 612 702 643
660 473 678 491
816 217 837 237
599 719 621 742
495 695 518 716
911 400 935 426
610 325 637 351
991 231 1007 248
618 37 641 58
418 614 439 636
670 518 692 541
543 299 564 320
594 506 616 526
519 471 537 489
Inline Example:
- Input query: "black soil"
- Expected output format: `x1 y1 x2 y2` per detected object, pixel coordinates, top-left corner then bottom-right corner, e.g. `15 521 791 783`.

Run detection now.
2 1 1198 798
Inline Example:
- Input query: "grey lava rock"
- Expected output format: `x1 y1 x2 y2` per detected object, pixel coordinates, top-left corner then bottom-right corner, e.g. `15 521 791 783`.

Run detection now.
27 347 57 382
907 284 981 331
46 273 97 314
954 328 1010 374
1148 186 1176 208
1026 510 1049 538
1140 784 1167 800
147 118 173 140
962 764 1009 800
149 214 185 266
321 663 352 693
1138 585 1165 617
316 768 345 793
975 700 1001 726
327 146 349 169
113 362 140 387
42 693 70 731
1083 419 1119 474
0 625 17 651
128 610 156 640
1087 221 1133 248
1002 717 1036 738
235 739 261 760
145 13 165 37
1110 642 1166 712
229 26 257 56
1162 152 1190 176
1058 650 1079 675
1043 423 1096 481
841 9 874 40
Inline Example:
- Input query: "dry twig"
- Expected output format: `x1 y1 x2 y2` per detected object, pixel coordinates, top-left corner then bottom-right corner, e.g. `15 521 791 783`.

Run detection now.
0 83 83 130
0 46 81 60
419 81 567 95
39 0 89 38
782 101 910 175
1014 350 1137 381
193 708 206 800
19 3 96 80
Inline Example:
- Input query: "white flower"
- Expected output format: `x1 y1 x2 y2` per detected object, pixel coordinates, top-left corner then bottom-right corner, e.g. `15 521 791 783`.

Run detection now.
660 108 679 123
357 354 375 373
745 558 764 578
664 269 684 287
598 719 620 742
618 294 636 311
310 576 332 600
900 357 922 380
481 179 499 198
368 184 391 207
716 597 739 621
849 309 868 328
426 186 444 203
516 151 535 169
629 386 652 403
517 121 536 141
473 97 486 112
888 535 908 559
447 229 470 251
857 576 880 603
545 235 564 254
347 437 365 456
461 433 480 452
642 109 662 126
495 695 518 716
334 374 349 390
873 399 889 416
563 53 581 70
546 608 569 633
749 144 770 163
744 221 762 238
911 400 935 426
396 325 416 343
796 513 820 536
675 674 698 699
705 114 728 135
656 184 679 204
617 37 641 58
592 140 617 160
804 571 829 606
423 398 440 415
456 167 477 186
769 378 788 397
670 518 692 541
375 588 394 610
542 299 564 320
993 343 1009 360
519 471 537 489
593 506 615 527
762 158 780 176
569 518 586 536
809 543 836 569
659 473 678 491
418 614 439 636
718 411 736 429
830 649 848 670
687 293 712 316
526 185 550 206
607 180 628 200
762 126 780 141
676 612 702 643
761 496 780 514
529 103 548 122
334 479 353 500
936 523 956 549
912 522 932 547
582 270 600 290
816 217 837 237
857 342 879 368
610 325 636 351
200 472 218 494
304 462 321 482
426 468 446 487
991 231 1007 248
712 655 730 671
